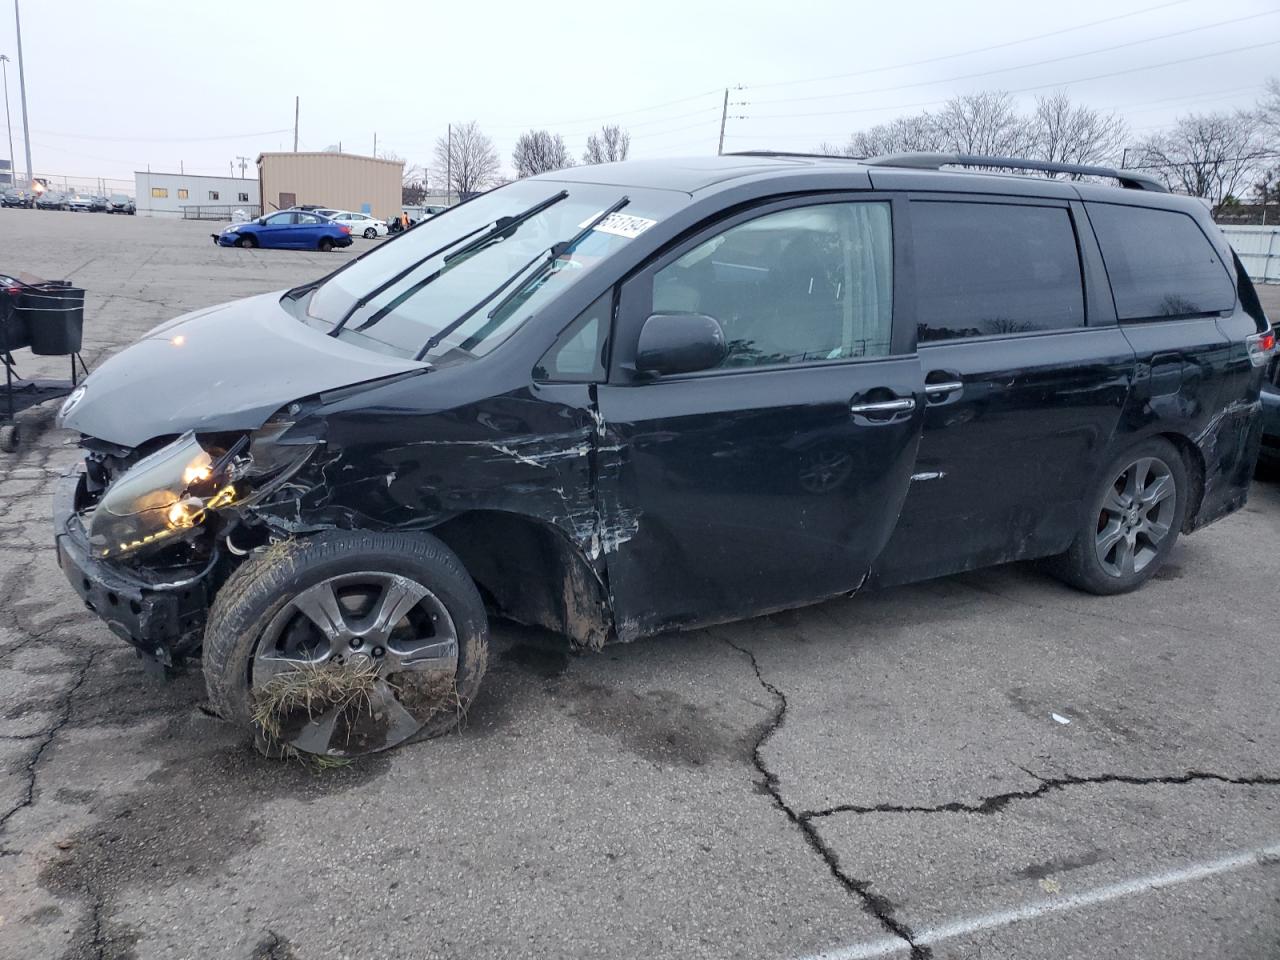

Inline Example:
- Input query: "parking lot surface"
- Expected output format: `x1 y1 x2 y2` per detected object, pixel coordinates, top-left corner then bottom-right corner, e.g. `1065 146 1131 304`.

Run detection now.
1 209 1278 960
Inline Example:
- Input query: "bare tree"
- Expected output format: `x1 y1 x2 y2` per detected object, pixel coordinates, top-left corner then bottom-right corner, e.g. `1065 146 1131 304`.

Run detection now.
583 125 631 164
1133 110 1270 206
433 121 501 197
933 91 1034 157
1258 76 1280 146
512 130 574 178
845 114 944 157
1030 92 1127 169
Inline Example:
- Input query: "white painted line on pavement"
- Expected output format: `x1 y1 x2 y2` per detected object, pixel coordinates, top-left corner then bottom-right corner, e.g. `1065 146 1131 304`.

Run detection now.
794 839 1280 960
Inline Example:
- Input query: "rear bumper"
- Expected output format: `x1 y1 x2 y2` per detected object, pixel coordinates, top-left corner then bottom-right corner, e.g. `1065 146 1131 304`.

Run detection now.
53 471 214 666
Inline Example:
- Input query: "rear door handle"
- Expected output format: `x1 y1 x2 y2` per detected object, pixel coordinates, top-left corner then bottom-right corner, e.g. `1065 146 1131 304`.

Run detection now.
849 397 916 415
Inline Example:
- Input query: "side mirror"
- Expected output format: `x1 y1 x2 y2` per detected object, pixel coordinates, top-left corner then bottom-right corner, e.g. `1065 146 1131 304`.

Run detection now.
635 312 727 377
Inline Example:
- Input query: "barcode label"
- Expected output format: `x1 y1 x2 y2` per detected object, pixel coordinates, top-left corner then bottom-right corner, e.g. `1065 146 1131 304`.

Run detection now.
578 212 657 239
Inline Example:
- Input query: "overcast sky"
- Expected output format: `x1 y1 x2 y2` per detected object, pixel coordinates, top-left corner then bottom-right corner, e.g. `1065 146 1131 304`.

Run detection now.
1 0 1276 187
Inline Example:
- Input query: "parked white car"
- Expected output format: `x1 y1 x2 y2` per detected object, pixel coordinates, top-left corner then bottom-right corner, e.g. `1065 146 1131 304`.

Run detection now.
327 211 388 238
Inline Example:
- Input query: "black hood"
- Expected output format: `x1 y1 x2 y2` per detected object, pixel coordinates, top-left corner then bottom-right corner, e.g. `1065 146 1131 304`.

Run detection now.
60 291 424 447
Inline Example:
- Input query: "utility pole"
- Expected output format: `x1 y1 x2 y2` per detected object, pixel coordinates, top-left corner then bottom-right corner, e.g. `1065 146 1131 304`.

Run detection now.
446 123 452 205
14 0 33 190
373 132 377 157
293 95 299 152
717 88 728 156
236 155 249 178
0 56 13 190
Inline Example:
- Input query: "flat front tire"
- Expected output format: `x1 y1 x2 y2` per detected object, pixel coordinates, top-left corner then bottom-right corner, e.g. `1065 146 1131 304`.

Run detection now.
1048 437 1188 595
237 235 255 248
203 531 489 757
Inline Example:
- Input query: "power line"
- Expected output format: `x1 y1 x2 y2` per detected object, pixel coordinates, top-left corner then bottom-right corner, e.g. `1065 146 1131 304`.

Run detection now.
748 10 1279 107
744 0 1195 91
747 39 1280 120
31 127 291 144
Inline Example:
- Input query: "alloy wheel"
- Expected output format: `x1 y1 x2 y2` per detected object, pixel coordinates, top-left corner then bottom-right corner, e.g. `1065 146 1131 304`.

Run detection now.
252 571 459 755
1094 456 1176 578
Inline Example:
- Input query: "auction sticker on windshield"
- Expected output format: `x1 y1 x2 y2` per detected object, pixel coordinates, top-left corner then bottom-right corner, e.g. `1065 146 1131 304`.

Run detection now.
578 211 657 239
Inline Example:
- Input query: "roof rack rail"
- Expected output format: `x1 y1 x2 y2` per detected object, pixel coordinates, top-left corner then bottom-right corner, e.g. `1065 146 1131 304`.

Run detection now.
864 152 1167 193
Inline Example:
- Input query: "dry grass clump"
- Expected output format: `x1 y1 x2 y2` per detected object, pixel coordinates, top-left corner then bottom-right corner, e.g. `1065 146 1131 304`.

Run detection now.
251 658 381 746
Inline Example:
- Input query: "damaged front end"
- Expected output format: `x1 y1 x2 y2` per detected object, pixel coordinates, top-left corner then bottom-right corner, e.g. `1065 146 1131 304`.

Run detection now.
54 408 320 669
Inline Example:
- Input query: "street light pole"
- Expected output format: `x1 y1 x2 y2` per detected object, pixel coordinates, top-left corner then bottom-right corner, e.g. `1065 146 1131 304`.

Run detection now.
0 55 14 191
13 0 33 191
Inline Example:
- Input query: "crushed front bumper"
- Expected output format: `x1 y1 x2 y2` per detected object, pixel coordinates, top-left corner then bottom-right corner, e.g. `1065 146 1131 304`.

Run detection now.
53 471 214 668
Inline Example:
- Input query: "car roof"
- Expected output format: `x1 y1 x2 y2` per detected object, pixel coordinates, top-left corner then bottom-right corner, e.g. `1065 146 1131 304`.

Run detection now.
532 152 1186 207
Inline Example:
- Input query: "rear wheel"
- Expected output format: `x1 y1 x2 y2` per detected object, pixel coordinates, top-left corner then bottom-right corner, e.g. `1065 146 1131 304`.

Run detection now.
1048 438 1187 595
318 237 334 252
236 234 256 248
203 531 489 758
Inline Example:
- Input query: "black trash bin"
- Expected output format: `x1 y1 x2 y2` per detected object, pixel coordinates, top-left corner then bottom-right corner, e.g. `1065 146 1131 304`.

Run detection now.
18 283 85 355
0 287 31 353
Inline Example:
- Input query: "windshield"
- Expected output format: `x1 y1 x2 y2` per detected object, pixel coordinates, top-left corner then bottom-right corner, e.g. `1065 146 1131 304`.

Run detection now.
305 179 684 364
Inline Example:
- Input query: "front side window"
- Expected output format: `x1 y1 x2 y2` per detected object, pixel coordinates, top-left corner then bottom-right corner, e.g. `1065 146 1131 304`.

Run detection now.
912 201 1084 343
1086 203 1235 320
305 180 684 363
264 213 293 225
650 201 893 368
151 187 168 198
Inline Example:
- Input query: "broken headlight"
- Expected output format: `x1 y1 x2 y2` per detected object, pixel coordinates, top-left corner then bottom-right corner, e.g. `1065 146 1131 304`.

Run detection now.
87 426 316 560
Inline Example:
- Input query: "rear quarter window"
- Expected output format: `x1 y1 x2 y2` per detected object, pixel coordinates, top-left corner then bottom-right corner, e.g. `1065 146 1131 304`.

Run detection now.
1086 202 1235 321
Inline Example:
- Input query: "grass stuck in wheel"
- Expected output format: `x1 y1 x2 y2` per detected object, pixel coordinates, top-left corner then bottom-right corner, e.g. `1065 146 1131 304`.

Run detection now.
251 659 382 750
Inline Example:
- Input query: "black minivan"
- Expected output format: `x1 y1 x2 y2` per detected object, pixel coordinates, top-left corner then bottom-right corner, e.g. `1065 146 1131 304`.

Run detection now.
53 152 1275 757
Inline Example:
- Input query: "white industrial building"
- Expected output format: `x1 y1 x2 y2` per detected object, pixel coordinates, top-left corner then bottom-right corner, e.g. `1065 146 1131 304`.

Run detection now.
133 171 261 219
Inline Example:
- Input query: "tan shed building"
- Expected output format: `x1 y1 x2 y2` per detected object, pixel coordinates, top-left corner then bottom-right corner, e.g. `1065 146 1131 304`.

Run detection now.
257 152 404 220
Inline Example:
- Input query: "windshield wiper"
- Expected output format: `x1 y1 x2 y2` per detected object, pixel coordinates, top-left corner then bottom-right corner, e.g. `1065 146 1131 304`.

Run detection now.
332 190 569 337
413 196 629 362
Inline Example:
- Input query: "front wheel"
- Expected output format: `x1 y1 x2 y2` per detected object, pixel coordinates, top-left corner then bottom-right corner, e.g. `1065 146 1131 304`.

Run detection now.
363 227 376 239
1048 438 1188 595
236 234 256 248
203 531 489 758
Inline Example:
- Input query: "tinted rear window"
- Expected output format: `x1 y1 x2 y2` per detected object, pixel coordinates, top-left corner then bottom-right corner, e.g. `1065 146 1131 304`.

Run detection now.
1086 203 1235 320
912 201 1084 343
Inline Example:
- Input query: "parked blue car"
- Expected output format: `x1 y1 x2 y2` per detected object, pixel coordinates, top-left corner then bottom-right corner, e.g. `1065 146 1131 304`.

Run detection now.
213 210 353 251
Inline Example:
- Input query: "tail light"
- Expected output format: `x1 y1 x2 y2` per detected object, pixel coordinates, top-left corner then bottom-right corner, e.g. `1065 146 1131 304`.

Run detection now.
338 225 350 234
1246 328 1276 367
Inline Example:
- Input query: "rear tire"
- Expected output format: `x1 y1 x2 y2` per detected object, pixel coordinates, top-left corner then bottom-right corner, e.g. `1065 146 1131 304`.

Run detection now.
1048 437 1187 595
318 237 334 252
203 530 489 757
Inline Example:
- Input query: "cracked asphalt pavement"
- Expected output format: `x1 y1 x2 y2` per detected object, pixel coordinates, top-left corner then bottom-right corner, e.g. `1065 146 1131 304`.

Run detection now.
1 210 1278 960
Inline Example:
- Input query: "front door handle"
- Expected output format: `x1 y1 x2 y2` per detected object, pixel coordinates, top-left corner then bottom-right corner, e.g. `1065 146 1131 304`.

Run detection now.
849 397 916 415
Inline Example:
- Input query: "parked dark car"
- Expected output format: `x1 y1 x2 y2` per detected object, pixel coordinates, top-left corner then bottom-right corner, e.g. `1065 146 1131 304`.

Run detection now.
213 210 353 251
1261 364 1280 472
106 194 135 214
89 195 108 212
35 191 66 210
2 188 33 208
54 152 1274 759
